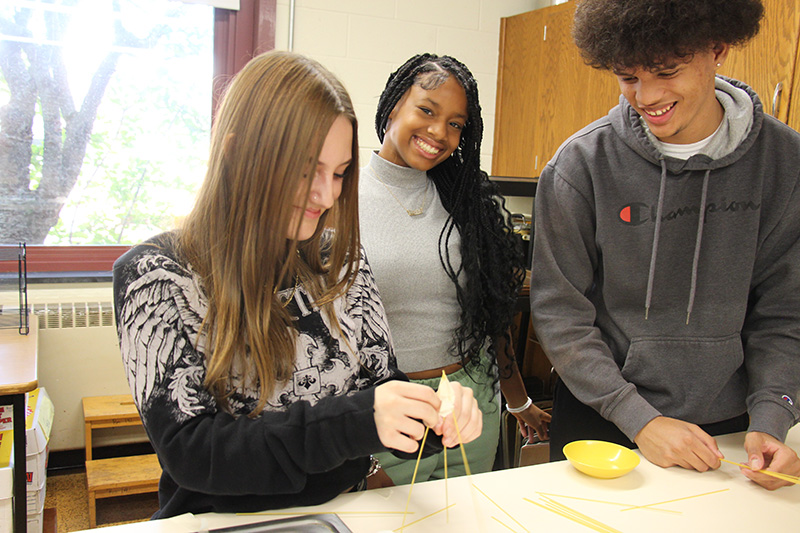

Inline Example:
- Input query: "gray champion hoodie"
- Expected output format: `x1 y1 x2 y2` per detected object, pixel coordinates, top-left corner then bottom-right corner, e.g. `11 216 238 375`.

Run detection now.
530 77 800 442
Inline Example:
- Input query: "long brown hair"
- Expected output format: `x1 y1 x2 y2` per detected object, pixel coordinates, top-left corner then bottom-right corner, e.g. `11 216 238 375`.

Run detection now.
180 51 360 414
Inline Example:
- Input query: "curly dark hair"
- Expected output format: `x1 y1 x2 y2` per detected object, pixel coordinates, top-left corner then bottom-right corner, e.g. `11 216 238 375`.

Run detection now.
573 0 764 70
376 53 526 379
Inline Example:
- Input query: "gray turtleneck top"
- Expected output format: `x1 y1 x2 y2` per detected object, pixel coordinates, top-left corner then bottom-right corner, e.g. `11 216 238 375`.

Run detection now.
359 153 462 373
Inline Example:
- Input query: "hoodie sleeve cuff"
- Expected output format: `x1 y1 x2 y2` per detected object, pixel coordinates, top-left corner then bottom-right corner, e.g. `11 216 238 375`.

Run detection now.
746 401 796 442
606 389 662 442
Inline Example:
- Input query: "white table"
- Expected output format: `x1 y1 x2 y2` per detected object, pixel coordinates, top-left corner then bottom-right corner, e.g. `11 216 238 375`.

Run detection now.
78 426 800 532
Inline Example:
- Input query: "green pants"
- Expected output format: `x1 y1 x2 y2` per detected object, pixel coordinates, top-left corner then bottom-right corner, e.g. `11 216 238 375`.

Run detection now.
375 362 500 485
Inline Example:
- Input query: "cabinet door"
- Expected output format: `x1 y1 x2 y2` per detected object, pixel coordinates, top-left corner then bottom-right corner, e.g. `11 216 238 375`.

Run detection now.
790 41 800 132
492 1 618 178
534 4 620 174
719 0 800 124
493 9 545 178
492 0 800 179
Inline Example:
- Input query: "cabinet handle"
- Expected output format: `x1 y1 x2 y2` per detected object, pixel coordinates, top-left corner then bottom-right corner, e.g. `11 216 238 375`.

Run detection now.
772 82 783 118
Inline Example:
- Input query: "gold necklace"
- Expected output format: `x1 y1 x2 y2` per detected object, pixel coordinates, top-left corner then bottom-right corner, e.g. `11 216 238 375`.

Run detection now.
373 174 430 217
274 249 302 308
274 273 299 308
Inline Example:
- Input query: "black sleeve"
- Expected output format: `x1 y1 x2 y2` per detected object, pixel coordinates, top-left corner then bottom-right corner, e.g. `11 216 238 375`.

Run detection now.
113 241 386 496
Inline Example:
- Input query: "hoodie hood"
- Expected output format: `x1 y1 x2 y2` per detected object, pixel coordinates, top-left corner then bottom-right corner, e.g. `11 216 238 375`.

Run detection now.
609 76 762 323
610 76 763 173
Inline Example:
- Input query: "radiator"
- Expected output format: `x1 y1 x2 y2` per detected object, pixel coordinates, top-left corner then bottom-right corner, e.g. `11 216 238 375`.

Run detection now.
32 301 115 329
4 288 147 452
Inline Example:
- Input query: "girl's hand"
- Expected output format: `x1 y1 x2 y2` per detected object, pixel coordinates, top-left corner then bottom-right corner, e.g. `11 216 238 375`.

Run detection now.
434 382 482 448
513 404 551 441
373 381 442 453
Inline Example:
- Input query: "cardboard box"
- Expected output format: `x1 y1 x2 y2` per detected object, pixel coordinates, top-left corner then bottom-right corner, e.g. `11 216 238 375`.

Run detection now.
0 493 9 533
14 389 52 492
0 426 13 533
23 389 53 460
0 388 53 533
25 483 44 515
0 429 11 490
0 388 52 463
0 500 10 533
0 441 41 533
26 510 42 533
24 447 47 491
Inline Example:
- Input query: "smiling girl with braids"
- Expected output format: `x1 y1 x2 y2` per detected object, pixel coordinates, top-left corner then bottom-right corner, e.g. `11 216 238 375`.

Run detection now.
359 53 550 486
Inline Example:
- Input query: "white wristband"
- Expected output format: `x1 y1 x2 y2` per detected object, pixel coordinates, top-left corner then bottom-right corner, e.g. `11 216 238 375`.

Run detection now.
506 396 532 414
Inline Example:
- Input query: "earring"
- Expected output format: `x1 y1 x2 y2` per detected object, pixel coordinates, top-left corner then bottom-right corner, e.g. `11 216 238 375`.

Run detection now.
716 63 721 67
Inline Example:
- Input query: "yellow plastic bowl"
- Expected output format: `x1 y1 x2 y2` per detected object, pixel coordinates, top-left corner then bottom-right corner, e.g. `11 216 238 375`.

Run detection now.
563 440 640 479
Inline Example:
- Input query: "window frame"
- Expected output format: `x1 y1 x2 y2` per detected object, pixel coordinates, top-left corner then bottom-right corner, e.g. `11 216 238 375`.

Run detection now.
18 0 276 274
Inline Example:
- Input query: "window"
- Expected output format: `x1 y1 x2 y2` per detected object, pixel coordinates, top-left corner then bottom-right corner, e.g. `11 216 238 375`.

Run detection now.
0 0 275 272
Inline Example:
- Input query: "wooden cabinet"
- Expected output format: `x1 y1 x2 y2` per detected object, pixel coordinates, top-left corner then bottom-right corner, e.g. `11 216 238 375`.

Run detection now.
492 1 618 178
492 0 800 178
792 49 800 132
719 0 800 125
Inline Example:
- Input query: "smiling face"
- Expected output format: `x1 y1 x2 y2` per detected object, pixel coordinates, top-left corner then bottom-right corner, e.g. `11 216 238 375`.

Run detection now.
378 74 468 171
614 45 730 144
288 115 352 241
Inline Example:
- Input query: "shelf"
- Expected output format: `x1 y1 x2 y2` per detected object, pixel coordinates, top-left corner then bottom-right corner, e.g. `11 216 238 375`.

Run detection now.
489 176 538 198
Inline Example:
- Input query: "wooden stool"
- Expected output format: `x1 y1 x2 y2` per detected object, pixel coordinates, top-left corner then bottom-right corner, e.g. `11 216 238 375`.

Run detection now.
85 454 161 527
82 394 142 461
82 394 161 527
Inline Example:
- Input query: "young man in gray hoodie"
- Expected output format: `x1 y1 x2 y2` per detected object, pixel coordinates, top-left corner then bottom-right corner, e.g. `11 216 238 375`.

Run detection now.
530 0 800 489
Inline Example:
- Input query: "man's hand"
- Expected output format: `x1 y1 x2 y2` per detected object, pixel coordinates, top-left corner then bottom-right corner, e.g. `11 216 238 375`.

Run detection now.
740 431 800 490
634 416 722 471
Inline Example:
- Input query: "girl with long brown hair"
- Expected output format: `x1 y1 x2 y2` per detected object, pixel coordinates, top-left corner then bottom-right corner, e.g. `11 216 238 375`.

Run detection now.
113 50 481 518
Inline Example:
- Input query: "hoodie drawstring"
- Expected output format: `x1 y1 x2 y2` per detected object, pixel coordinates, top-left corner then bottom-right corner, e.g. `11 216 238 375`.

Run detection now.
644 162 710 324
686 169 710 324
645 159 668 320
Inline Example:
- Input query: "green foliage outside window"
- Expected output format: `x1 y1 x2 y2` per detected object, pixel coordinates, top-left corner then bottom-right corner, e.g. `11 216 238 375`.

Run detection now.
0 0 212 245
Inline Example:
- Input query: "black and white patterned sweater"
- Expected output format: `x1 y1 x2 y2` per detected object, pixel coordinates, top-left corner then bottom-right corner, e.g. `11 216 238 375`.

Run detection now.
112 231 404 518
